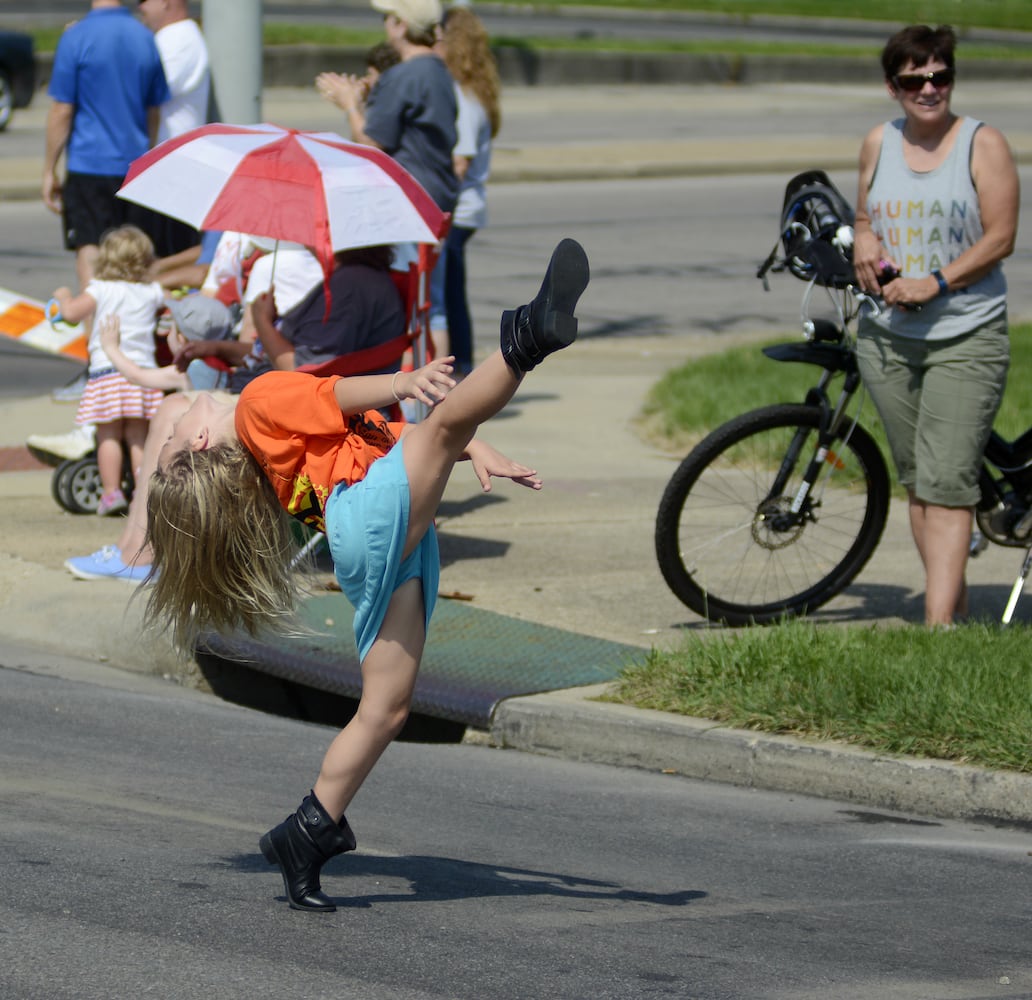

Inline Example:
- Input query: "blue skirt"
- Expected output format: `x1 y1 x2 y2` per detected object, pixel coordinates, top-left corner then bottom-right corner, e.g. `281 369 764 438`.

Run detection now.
323 440 439 662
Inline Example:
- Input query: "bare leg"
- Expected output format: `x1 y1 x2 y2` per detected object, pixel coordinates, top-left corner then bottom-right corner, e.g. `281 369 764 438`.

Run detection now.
908 492 972 625
123 417 149 490
95 420 124 496
260 239 590 911
313 577 425 818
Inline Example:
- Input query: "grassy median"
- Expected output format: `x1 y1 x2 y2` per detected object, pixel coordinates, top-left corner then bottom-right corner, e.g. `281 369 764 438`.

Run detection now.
606 620 1032 773
619 323 1032 774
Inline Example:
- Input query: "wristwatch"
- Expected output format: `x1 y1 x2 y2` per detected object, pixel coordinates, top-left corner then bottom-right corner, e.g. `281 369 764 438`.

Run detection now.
931 269 949 295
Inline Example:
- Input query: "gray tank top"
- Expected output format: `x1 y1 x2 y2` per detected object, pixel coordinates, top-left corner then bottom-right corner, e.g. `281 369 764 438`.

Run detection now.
865 116 1007 340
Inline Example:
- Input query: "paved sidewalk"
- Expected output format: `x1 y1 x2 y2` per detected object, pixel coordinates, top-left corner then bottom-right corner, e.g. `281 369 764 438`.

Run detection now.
1 81 1030 827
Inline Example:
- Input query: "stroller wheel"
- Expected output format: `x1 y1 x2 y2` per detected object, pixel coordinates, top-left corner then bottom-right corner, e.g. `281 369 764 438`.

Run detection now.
58 457 104 514
51 459 78 510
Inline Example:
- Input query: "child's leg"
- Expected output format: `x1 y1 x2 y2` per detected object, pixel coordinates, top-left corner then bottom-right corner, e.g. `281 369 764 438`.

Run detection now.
402 238 590 557
123 417 149 489
95 420 124 496
260 578 425 912
312 576 426 818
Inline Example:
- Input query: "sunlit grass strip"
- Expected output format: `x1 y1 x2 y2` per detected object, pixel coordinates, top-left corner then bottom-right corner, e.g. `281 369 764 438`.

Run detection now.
507 0 1032 34
606 619 1032 773
639 322 1032 456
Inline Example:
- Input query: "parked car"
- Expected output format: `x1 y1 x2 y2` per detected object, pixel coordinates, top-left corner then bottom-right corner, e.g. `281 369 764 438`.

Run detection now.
0 29 36 131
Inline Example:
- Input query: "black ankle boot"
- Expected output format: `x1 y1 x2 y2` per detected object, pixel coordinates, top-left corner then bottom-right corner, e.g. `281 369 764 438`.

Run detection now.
501 238 590 374
259 791 357 912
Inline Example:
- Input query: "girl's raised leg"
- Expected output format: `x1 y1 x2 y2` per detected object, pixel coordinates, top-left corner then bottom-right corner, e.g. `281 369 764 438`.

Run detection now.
402 238 590 555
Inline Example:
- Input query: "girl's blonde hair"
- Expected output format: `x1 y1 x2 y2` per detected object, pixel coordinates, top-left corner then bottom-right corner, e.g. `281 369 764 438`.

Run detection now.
145 440 302 653
442 7 501 137
94 225 156 283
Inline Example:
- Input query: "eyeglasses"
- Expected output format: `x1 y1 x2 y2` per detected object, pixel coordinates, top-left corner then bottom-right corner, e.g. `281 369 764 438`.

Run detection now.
893 68 954 92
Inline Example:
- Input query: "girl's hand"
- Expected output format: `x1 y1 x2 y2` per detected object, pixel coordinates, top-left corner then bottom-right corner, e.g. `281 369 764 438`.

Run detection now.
397 357 456 406
465 438 543 492
98 315 122 355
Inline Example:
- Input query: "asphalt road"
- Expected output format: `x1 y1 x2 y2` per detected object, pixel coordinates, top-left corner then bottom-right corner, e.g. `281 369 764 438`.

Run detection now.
4 646 1031 1000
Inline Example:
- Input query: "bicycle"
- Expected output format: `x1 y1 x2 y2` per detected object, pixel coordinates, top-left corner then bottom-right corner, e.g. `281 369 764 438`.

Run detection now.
655 170 1032 627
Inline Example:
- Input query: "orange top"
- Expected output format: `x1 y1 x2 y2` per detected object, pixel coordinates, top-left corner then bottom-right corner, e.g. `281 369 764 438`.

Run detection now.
235 370 405 532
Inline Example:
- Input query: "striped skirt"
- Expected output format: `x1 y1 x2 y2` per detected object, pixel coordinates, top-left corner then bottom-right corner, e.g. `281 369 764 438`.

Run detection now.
75 370 164 426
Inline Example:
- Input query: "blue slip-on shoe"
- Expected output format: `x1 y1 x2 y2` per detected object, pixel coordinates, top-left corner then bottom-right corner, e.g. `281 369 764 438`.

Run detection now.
64 546 152 584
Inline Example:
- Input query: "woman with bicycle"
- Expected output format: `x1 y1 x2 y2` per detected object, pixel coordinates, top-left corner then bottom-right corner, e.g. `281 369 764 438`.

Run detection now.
852 24 1019 627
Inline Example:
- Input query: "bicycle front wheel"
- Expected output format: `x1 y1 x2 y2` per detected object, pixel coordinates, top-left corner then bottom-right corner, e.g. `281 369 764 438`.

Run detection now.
656 403 890 625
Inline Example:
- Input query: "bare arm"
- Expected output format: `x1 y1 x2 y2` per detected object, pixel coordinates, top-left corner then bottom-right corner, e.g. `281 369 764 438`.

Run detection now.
332 357 456 415
315 72 384 149
852 123 885 294
51 286 96 325
99 316 193 391
453 154 472 182
252 291 296 370
944 125 1019 288
147 105 160 146
42 101 74 214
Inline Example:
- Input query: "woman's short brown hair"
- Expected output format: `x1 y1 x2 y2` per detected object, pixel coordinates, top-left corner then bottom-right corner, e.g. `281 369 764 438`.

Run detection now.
881 24 956 81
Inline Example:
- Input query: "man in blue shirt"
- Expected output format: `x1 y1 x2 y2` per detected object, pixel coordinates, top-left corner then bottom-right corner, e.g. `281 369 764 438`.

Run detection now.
42 0 170 290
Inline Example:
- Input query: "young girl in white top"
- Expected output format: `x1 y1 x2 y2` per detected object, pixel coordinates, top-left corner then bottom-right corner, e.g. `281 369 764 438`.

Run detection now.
50 225 166 515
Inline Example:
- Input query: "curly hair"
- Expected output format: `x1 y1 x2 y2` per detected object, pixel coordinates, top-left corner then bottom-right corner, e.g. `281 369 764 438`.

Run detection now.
144 440 303 653
442 7 501 137
881 24 956 81
94 225 156 283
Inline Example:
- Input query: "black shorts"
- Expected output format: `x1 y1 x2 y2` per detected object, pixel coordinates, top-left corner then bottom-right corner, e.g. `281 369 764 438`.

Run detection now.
61 172 200 258
61 172 128 251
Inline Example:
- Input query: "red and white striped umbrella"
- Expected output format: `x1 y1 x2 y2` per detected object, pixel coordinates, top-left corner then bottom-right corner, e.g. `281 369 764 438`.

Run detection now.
118 122 447 265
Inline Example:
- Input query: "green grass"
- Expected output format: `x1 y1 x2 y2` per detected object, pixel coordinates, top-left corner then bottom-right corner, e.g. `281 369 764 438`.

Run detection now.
628 323 1032 773
27 2 1032 54
512 0 1032 34
606 619 1032 772
638 322 1032 470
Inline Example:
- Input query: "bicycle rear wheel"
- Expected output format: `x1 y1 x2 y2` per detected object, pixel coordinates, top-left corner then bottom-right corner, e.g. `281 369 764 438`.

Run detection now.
656 403 890 625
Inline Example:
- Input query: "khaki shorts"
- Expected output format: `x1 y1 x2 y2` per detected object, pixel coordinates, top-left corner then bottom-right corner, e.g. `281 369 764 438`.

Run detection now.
855 315 1009 507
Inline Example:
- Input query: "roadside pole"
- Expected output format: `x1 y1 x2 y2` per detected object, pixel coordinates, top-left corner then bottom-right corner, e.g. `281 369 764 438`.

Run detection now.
201 0 263 123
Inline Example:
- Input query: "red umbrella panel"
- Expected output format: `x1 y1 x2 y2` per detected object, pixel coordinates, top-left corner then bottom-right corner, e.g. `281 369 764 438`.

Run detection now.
118 123 448 272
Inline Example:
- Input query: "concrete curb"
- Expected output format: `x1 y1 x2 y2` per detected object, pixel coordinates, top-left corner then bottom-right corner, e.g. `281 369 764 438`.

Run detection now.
491 685 1032 825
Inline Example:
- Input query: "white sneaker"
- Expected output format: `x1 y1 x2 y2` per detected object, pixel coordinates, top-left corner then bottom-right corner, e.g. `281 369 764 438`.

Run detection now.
26 425 96 464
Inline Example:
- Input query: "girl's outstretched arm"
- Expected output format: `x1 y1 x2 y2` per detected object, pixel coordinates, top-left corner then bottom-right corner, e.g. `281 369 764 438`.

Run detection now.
99 316 193 392
463 437 542 491
51 286 97 325
331 356 456 415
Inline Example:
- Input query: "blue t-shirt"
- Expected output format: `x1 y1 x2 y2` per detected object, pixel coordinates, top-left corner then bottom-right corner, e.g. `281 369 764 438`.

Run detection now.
364 55 458 213
48 7 170 176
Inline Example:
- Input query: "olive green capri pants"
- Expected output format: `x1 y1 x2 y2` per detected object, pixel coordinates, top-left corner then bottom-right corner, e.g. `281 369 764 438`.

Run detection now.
855 314 1009 508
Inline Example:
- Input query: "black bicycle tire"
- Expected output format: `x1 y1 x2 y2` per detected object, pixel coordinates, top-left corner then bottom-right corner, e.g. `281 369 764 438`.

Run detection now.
655 403 890 625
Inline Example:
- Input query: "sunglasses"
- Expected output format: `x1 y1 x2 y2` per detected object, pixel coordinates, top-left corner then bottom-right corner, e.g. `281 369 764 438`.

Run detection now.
893 68 954 92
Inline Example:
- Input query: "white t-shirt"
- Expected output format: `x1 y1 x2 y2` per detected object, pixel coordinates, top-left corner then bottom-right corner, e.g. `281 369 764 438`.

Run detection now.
243 249 324 316
452 84 492 230
86 279 165 372
155 19 210 142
